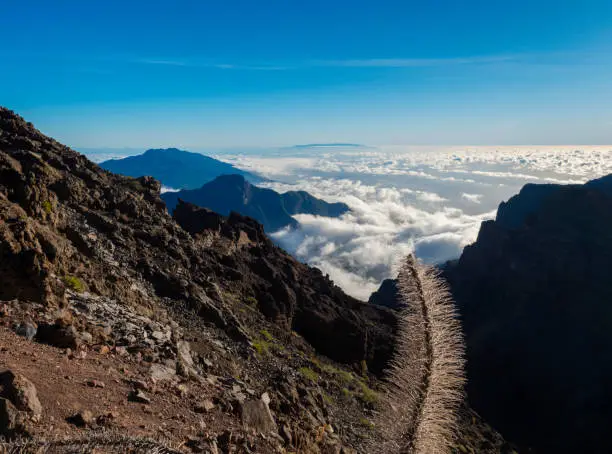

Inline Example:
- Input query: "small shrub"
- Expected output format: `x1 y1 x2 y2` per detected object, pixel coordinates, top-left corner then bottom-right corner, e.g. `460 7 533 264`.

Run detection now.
359 417 375 429
252 339 271 356
42 200 52 214
245 296 258 306
360 359 368 377
358 381 379 404
299 367 319 382
62 275 84 292
260 329 274 341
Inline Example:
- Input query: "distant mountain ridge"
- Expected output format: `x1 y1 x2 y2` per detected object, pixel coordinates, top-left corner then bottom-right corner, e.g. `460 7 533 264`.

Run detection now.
100 148 265 190
162 174 350 232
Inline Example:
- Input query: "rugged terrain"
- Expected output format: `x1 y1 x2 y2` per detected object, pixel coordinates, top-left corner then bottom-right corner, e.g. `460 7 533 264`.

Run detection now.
0 107 512 453
162 174 350 233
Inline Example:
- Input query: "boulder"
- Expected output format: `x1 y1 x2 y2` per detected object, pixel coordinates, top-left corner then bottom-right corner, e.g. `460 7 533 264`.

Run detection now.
0 370 42 418
68 409 95 427
35 322 80 349
239 392 277 433
0 397 25 437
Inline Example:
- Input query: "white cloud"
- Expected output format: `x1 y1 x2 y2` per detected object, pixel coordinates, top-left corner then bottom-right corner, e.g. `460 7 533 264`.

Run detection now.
461 193 483 204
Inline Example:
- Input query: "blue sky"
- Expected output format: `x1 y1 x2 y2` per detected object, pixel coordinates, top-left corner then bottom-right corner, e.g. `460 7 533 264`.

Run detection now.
2 0 612 147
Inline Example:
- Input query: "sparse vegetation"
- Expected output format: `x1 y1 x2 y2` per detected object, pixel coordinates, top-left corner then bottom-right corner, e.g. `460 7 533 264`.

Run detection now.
260 329 274 341
251 339 271 356
309 357 354 385
299 367 319 382
62 275 84 292
357 380 379 404
42 200 52 214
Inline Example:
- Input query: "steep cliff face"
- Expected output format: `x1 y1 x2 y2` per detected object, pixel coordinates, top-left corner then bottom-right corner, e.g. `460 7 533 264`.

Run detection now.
445 175 612 453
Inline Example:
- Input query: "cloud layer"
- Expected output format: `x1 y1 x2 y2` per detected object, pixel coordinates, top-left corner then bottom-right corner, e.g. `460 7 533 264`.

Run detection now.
264 178 493 300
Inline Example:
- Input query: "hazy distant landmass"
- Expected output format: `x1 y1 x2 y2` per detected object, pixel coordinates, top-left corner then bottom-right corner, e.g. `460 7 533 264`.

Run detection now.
99 148 266 190
162 174 350 232
291 143 368 149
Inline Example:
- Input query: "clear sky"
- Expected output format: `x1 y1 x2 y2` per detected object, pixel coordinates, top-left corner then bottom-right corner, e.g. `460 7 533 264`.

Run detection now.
2 0 612 147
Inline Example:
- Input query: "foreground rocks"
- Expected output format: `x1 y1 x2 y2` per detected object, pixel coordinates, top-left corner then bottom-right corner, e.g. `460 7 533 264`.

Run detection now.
0 370 42 418
0 369 41 437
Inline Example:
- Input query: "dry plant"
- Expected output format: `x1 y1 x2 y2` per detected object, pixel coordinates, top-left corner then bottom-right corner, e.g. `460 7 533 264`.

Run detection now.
0 432 183 453
370 255 466 454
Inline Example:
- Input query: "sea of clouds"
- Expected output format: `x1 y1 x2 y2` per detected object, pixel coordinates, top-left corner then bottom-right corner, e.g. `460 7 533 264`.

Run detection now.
212 145 612 299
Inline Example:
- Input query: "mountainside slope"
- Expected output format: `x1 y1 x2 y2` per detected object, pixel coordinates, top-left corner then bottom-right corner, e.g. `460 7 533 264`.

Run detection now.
444 176 612 453
99 148 265 190
0 107 513 453
162 174 350 232
0 107 395 451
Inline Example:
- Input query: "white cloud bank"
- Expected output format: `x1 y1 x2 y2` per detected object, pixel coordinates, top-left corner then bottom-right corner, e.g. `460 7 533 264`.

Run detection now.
266 178 494 300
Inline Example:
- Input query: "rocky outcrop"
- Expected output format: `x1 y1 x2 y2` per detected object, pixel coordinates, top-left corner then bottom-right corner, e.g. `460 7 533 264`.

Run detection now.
368 278 403 310
0 370 42 418
172 200 396 374
445 175 612 454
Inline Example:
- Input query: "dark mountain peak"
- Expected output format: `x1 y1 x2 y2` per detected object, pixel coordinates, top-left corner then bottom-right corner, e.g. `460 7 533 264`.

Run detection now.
100 148 264 190
368 278 403 310
206 172 250 186
162 175 349 233
585 173 612 195
143 147 194 157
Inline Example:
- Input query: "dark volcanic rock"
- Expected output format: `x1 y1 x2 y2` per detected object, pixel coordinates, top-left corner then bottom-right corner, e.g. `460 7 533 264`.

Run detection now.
35 322 80 349
162 174 350 233
99 148 265 189
172 200 396 374
368 278 403 310
445 176 612 454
